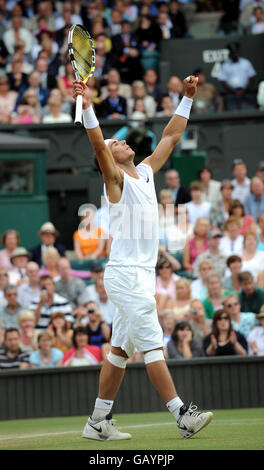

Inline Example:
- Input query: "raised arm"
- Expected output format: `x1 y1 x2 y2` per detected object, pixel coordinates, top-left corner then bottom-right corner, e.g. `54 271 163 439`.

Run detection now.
142 76 198 174
72 81 123 203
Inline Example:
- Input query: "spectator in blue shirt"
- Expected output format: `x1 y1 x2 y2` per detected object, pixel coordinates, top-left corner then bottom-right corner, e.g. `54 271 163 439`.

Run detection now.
244 177 264 221
99 83 127 119
29 331 64 368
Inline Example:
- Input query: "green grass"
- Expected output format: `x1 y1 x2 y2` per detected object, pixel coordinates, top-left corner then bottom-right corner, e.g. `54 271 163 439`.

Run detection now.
0 409 264 450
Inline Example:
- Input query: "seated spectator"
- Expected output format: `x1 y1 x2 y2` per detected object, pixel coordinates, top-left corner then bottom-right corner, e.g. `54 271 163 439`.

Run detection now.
42 95 72 123
165 278 193 320
100 68 132 101
73 208 106 260
143 68 163 108
127 80 156 117
203 309 248 356
29 331 64 368
57 60 75 104
165 170 191 208
219 216 244 257
11 96 41 124
248 306 264 356
3 15 32 55
10 39 34 75
17 261 40 308
155 259 179 313
231 159 251 204
223 294 256 339
99 82 127 119
157 10 174 39
93 34 115 82
222 255 242 292
42 88 72 117
167 75 184 109
191 260 213 301
218 0 240 36
257 213 264 251
0 229 19 271
29 221 66 267
198 166 221 204
7 57 29 93
28 1 56 35
15 70 49 109
0 73 17 123
244 177 264 222
31 275 74 331
239 271 264 314
92 277 116 325
0 285 23 331
47 312 73 353
192 68 223 114
209 180 234 231
107 8 122 36
78 262 105 307
39 247 61 282
32 27 58 62
156 94 174 117
251 6 264 34
186 299 212 343
193 228 227 279
22 88 43 120
63 326 102 366
228 199 256 236
185 181 211 225
134 15 162 54
241 231 264 281
129 98 147 121
86 76 102 112
18 309 38 353
0 268 8 305
35 57 57 92
74 301 111 360
55 258 86 309
183 218 209 272
55 1 83 31
168 0 189 38
167 321 204 359
38 38 60 77
9 247 31 286
218 41 256 112
158 189 175 228
0 328 30 370
159 310 177 356
203 273 233 319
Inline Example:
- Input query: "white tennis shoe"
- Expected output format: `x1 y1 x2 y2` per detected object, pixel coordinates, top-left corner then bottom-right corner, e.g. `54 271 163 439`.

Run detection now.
82 414 132 441
177 402 213 439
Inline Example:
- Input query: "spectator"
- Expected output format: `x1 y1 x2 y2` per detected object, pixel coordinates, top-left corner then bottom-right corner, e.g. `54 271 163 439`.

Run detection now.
93 33 115 82
107 8 122 36
0 229 19 271
193 228 227 279
78 262 105 306
18 309 38 353
231 159 251 204
218 41 256 111
11 96 41 124
22 87 42 120
57 60 75 104
63 326 102 366
191 259 213 301
223 294 256 339
29 0 56 33
32 27 58 62
100 68 132 101
9 247 31 286
158 189 175 228
6 57 28 92
39 246 61 282
3 15 32 55
55 1 82 31
183 218 209 272
244 177 264 221
218 0 240 36
35 57 57 91
0 267 8 305
99 82 127 119
135 15 162 54
42 88 72 117
73 208 106 260
203 273 233 319
143 68 163 108
256 161 264 185
31 275 74 331
219 216 244 257
198 166 221 204
47 312 73 353
0 73 17 123
203 309 248 356
167 75 184 109
17 261 40 308
240 0 264 33
29 331 64 368
0 328 30 369
127 80 156 117
186 299 212 343
165 278 192 320
185 181 211 225
192 68 223 114
155 258 179 313
165 169 191 205
156 94 174 117
159 310 177 355
85 75 102 111
38 38 60 77
241 231 264 280
93 277 116 325
15 70 49 108
222 255 242 292
42 95 72 123
256 213 264 251
168 0 188 38
248 306 264 356
238 271 264 314
156 11 174 39
0 285 23 330
75 301 111 360
29 221 66 267
167 321 204 359
55 258 86 309
228 199 256 236
209 180 234 230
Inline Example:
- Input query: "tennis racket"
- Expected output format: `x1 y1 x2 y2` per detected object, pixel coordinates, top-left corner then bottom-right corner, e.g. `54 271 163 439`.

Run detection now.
68 24 96 125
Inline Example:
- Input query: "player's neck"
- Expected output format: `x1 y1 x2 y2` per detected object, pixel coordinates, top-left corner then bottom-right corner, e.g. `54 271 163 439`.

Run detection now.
118 161 139 179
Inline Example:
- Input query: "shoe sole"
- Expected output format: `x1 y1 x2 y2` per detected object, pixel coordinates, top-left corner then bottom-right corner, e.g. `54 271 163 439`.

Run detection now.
82 432 131 441
182 412 214 439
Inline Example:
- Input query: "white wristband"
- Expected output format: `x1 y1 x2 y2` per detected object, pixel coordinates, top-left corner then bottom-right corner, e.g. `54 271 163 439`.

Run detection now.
82 105 99 129
175 96 193 120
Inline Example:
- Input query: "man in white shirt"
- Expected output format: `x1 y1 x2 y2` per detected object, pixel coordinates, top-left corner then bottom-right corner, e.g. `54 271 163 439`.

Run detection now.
219 216 244 257
3 16 33 55
186 181 211 225
17 262 40 308
231 158 250 203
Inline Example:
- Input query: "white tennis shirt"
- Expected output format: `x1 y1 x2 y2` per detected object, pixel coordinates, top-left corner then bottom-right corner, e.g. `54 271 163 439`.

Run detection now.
104 163 159 268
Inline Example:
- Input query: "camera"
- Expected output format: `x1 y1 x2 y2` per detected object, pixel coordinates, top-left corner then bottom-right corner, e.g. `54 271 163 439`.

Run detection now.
88 308 95 314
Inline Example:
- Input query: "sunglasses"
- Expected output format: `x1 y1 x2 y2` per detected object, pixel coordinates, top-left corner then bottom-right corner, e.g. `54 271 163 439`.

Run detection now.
217 316 229 321
226 302 239 308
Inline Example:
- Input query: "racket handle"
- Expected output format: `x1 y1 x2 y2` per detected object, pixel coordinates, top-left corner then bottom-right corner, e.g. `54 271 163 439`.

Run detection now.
75 94 83 126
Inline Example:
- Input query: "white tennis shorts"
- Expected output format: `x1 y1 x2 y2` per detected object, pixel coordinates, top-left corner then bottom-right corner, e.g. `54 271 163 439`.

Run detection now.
104 265 163 358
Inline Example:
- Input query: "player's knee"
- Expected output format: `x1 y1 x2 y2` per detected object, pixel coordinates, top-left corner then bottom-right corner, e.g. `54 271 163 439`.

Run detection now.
144 348 165 365
107 348 128 369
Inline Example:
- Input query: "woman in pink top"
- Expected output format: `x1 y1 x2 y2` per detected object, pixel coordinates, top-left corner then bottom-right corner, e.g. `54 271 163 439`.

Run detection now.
0 229 20 270
228 199 256 236
0 74 17 123
57 61 75 101
183 218 209 272
156 258 179 313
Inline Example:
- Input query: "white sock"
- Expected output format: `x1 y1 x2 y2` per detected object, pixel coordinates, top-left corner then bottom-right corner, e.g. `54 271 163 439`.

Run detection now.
91 397 114 422
166 396 184 421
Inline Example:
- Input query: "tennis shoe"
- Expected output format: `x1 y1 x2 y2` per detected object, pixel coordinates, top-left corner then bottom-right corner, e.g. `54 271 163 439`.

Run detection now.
82 414 132 441
177 402 213 439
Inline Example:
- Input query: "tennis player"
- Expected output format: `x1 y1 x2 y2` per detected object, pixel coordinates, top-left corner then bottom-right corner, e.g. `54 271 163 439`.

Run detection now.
72 76 213 441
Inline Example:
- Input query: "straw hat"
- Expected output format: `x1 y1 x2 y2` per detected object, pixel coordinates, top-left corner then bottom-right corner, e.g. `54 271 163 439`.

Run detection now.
38 222 59 237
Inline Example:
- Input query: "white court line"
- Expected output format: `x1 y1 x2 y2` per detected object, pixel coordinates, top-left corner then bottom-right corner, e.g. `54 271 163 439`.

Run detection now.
0 417 264 442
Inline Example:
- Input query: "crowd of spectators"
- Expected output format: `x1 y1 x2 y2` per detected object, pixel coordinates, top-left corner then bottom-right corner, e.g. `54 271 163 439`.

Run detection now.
0 0 263 124
1 157 264 368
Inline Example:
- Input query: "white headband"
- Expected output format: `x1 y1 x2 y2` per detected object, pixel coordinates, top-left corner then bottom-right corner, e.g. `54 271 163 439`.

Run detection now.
104 139 114 147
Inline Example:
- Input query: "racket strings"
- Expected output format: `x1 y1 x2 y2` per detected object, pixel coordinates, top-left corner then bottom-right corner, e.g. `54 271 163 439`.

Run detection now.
72 28 95 82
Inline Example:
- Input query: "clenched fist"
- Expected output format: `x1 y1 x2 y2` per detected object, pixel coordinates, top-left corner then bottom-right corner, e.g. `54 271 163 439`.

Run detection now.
183 75 199 99
72 80 93 109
